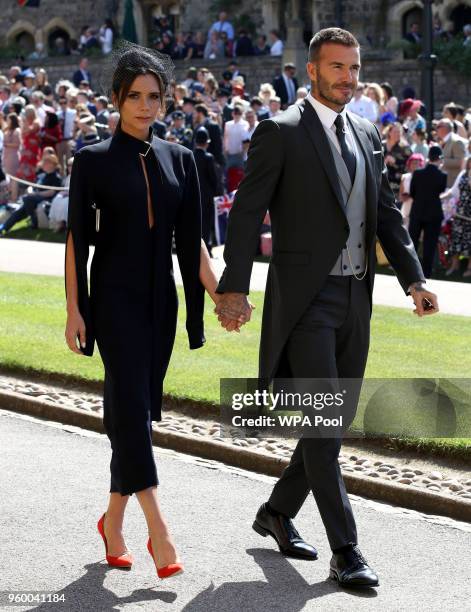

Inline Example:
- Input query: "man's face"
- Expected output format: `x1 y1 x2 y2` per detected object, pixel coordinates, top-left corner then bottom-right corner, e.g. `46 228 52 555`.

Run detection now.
307 43 360 111
436 123 450 140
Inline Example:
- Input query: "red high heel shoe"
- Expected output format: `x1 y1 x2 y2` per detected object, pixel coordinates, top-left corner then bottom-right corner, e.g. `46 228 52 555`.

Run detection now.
97 512 133 568
147 537 184 579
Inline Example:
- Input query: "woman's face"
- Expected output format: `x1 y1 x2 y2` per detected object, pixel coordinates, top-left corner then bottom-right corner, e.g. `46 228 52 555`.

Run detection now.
116 74 162 133
390 125 401 142
367 88 376 102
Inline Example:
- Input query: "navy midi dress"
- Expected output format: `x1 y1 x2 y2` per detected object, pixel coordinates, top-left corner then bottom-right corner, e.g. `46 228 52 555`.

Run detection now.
64 123 205 496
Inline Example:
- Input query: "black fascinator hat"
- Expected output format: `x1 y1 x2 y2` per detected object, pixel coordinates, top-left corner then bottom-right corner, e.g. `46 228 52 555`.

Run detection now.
99 39 175 114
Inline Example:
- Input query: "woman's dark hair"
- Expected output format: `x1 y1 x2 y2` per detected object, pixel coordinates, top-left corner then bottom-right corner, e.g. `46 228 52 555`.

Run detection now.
104 43 175 119
380 82 394 99
105 19 114 33
111 61 167 116
309 27 359 62
444 104 458 119
45 111 59 129
7 112 19 130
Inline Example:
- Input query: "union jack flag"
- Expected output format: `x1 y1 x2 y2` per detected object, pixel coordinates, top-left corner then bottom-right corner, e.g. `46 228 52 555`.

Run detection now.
213 190 237 245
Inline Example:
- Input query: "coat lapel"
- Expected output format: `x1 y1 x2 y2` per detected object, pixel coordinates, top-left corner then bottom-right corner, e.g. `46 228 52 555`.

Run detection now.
299 99 346 216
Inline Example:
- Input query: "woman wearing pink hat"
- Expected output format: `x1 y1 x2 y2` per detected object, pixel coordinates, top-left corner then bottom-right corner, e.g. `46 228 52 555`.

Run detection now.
402 98 426 143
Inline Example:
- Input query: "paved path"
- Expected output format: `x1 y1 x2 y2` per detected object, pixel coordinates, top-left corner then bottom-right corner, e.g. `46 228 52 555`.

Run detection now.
1 408 471 611
1 238 470 316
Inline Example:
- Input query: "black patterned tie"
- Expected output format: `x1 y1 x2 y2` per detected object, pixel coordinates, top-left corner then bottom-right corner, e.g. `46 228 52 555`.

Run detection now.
334 114 356 185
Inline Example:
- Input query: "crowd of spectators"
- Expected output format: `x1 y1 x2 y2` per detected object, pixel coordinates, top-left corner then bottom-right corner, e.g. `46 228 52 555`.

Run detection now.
345 79 471 277
0 46 471 277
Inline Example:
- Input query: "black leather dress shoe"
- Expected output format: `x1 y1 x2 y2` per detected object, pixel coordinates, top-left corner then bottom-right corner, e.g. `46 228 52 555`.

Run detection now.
252 503 318 559
329 545 379 587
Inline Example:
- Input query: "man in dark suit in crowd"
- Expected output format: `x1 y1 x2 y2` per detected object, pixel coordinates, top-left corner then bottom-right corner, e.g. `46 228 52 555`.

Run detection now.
273 63 299 109
228 60 246 83
192 103 225 166
215 28 439 588
409 145 448 278
72 57 92 88
194 127 221 254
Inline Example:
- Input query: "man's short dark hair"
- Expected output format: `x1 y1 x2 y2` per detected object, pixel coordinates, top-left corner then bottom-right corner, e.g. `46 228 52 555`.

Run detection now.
194 103 209 117
308 27 359 62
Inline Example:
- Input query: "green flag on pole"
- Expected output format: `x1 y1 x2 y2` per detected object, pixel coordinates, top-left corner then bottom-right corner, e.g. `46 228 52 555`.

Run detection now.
122 0 138 43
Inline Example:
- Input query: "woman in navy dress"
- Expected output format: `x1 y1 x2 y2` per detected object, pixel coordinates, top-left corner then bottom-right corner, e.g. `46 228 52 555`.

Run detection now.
64 43 225 579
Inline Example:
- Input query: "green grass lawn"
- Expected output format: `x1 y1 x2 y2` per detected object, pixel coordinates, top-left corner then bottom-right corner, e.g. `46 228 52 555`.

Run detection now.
1 270 470 452
0 217 66 244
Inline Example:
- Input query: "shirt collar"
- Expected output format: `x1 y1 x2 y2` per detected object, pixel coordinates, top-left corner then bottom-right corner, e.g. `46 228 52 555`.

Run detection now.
443 131 451 143
306 93 348 131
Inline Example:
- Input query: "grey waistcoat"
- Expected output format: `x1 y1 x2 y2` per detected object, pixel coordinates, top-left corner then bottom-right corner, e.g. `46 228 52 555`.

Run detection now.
326 123 367 276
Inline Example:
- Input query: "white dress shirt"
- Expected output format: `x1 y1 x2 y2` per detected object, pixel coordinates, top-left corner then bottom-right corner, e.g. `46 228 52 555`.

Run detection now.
224 118 249 155
60 108 77 139
270 40 284 56
306 93 357 158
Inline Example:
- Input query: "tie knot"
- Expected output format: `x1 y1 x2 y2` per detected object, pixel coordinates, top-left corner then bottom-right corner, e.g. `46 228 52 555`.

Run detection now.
334 114 345 132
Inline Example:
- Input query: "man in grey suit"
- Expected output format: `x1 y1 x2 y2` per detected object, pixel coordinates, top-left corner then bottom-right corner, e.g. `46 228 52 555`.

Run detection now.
215 28 439 588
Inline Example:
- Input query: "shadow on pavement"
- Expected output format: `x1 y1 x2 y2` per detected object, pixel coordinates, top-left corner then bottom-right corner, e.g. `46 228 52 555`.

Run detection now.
181 547 378 611
29 561 178 611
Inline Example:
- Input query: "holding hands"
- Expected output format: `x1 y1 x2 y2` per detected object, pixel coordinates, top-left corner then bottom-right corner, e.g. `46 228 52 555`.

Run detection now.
214 292 255 332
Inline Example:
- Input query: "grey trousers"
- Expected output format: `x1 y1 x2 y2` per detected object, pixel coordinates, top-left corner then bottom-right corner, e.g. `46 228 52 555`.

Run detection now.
268 274 371 550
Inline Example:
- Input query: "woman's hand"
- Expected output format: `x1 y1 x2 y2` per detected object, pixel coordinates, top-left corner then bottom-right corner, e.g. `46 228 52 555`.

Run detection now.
65 308 86 354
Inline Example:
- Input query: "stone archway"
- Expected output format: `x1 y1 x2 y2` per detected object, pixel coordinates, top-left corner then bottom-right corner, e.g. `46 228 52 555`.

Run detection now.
387 0 424 42
6 20 38 50
42 17 76 53
440 0 471 34
128 0 182 47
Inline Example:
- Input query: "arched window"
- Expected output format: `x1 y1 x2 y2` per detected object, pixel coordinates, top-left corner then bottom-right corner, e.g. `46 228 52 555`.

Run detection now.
15 30 35 53
402 7 423 37
450 3 471 35
47 28 71 55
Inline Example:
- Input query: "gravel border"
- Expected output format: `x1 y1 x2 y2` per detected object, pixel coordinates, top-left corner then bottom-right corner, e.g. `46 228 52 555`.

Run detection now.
1 378 471 524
